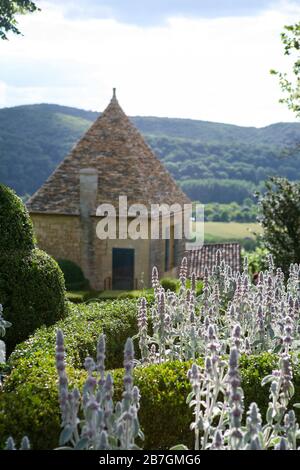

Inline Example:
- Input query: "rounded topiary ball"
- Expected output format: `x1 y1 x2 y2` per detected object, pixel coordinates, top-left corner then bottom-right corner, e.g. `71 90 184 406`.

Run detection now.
0 184 35 255
0 249 67 354
0 184 67 353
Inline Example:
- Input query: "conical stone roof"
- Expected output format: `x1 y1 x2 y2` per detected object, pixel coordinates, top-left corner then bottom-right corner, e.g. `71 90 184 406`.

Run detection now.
27 90 190 215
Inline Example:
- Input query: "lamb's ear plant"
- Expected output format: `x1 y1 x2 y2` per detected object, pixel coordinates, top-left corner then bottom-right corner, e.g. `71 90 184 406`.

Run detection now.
137 253 300 363
0 304 11 338
179 331 300 451
5 436 30 450
0 303 11 365
56 330 143 450
136 251 300 450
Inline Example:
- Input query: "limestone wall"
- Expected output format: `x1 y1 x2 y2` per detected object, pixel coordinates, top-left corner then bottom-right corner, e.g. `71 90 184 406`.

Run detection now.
31 214 186 291
31 214 82 266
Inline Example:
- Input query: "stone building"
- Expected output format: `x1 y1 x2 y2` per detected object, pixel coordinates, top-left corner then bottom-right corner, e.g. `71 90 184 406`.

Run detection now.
27 90 190 290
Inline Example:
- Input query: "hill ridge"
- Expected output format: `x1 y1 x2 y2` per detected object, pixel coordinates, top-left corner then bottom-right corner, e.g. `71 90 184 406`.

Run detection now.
0 103 300 202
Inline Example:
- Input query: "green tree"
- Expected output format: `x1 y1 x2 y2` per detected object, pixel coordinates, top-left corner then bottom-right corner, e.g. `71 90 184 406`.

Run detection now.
257 177 300 273
271 21 300 117
0 0 39 40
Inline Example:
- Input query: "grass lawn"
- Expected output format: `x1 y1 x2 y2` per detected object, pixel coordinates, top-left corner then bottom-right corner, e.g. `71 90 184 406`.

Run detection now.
204 221 262 241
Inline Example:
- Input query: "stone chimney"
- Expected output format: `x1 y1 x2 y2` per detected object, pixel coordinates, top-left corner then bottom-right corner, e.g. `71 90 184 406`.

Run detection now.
79 168 98 289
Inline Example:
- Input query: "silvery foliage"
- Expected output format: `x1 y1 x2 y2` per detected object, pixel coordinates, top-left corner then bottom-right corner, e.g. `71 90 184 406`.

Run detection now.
182 321 300 450
0 304 11 339
137 253 300 362
0 303 12 364
56 330 143 450
137 253 300 450
5 436 30 450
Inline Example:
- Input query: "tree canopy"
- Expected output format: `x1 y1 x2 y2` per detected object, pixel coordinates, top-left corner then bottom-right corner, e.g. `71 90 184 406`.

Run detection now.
271 22 300 117
258 177 300 273
0 0 39 40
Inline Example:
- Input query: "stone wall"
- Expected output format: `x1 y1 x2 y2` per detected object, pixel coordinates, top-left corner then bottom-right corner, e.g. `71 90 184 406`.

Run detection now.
31 214 186 290
31 214 82 266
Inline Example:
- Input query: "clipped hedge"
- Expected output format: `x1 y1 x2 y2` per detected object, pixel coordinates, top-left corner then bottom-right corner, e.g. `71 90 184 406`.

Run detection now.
65 290 155 305
1 350 299 450
9 299 139 370
0 299 139 449
0 249 67 354
57 259 89 291
66 291 92 304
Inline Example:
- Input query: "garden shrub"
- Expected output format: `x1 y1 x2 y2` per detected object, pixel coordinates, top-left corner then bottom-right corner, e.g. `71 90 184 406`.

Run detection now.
244 246 269 276
66 291 89 304
118 289 154 303
9 299 139 370
57 259 89 291
185 279 203 296
160 278 179 292
66 290 98 304
195 281 203 296
1 351 299 450
86 290 155 303
0 249 67 354
0 184 34 254
0 184 67 353
0 299 139 449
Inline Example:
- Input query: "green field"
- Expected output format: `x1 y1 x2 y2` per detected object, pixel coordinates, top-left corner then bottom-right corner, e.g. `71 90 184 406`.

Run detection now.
204 222 262 241
191 221 263 250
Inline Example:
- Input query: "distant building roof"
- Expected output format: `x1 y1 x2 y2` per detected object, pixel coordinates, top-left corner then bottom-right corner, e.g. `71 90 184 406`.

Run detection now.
27 89 190 215
186 242 241 278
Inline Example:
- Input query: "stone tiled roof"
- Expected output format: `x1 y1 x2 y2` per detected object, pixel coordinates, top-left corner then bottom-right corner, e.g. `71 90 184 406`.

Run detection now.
27 90 190 215
186 243 241 278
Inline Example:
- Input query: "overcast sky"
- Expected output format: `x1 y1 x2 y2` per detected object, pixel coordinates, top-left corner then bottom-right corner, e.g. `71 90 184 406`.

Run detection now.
0 0 300 126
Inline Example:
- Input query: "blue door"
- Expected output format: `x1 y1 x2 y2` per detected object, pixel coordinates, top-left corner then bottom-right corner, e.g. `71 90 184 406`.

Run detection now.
112 248 134 290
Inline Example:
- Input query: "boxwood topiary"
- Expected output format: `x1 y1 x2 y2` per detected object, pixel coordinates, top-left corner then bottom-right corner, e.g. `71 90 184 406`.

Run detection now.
0 184 67 353
0 184 35 254
0 249 67 354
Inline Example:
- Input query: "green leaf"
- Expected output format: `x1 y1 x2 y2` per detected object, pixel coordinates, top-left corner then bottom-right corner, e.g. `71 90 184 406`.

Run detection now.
59 425 74 446
186 391 194 404
74 437 89 450
261 375 273 387
272 344 282 354
266 405 274 425
268 326 275 339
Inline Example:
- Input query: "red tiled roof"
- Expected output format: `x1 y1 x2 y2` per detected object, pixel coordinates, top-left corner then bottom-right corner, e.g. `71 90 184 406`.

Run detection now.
186 243 241 278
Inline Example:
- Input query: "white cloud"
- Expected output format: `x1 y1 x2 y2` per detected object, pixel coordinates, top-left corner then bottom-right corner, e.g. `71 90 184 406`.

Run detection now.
0 0 299 126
